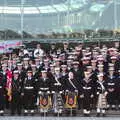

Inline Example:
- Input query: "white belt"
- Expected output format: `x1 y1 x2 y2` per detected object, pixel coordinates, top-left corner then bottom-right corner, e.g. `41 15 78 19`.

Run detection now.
38 91 50 94
40 88 49 90
108 83 115 85
83 87 91 90
25 86 34 89
51 91 63 94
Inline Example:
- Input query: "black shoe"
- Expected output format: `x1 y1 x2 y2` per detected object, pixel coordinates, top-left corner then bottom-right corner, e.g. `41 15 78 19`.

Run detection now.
66 111 70 116
96 113 100 117
24 113 28 116
56 113 62 117
102 113 106 117
71 111 76 117
72 113 76 116
11 113 15 116
17 113 21 116
59 113 62 117
41 113 44 116
54 113 57 116
87 114 90 117
0 113 4 116
84 114 90 117
31 113 34 116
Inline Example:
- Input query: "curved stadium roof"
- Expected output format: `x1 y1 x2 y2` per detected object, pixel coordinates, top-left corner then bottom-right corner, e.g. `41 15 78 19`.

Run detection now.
0 0 119 34
0 0 108 14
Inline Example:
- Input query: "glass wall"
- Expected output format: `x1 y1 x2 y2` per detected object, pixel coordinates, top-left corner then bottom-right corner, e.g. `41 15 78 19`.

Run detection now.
0 0 120 40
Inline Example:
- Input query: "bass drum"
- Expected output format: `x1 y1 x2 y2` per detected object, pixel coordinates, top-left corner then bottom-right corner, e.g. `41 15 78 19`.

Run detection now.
64 91 78 109
38 91 52 113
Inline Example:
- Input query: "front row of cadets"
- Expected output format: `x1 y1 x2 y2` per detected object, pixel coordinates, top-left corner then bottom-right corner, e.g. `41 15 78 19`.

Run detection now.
0 68 120 117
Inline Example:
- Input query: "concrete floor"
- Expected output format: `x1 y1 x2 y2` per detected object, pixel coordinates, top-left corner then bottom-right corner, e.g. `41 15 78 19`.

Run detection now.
0 117 120 120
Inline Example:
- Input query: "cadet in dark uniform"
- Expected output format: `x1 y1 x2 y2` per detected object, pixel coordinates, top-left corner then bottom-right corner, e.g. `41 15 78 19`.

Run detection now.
64 71 79 116
80 71 95 116
22 70 36 114
35 58 41 70
0 68 6 115
36 70 54 97
116 70 120 108
36 70 53 114
41 59 50 72
31 64 39 105
97 56 108 73
110 56 119 72
65 71 78 94
86 66 97 109
62 42 72 55
17 63 26 81
81 57 90 71
1 64 9 110
61 64 68 79
10 70 22 115
31 64 39 79
22 58 31 73
67 59 73 71
105 67 117 109
52 67 65 116
96 73 107 117
50 43 57 55
53 67 65 92
91 60 98 75
71 61 84 82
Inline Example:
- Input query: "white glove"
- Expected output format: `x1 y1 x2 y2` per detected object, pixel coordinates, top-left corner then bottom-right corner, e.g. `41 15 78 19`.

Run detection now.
91 94 94 98
80 94 84 98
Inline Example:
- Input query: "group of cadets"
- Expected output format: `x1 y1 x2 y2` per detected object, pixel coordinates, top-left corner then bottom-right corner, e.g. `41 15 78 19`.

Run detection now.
0 42 120 116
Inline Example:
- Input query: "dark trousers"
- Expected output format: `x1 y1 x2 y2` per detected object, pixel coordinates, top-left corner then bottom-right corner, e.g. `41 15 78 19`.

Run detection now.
83 96 91 111
78 97 83 110
118 93 120 105
0 94 5 110
11 92 21 115
107 92 116 105
24 92 35 110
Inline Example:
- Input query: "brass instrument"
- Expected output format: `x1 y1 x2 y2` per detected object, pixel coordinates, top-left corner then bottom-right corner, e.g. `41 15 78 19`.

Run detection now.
7 88 12 102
